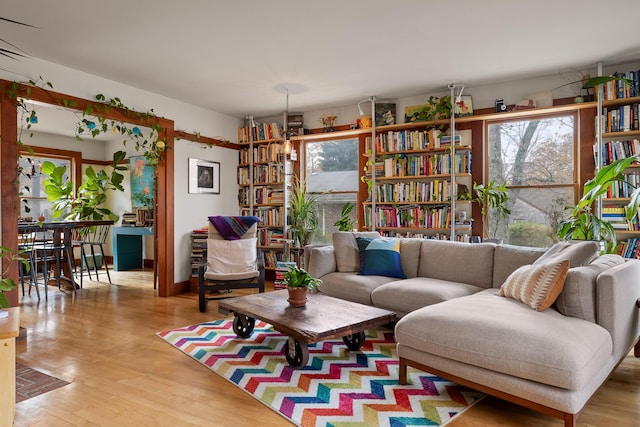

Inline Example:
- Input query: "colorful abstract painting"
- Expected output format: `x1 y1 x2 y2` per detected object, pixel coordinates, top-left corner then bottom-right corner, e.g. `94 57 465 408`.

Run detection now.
129 156 154 208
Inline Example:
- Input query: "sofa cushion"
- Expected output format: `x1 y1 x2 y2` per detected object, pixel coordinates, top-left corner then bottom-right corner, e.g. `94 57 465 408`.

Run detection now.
394 289 613 390
399 238 423 278
555 254 625 322
499 260 569 311
317 272 394 305
371 277 484 317
418 240 495 288
306 245 337 279
357 237 406 278
492 244 547 288
333 231 381 272
533 241 599 268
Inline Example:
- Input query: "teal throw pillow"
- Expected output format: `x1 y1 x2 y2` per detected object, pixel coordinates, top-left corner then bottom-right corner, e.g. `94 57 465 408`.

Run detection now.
356 237 406 278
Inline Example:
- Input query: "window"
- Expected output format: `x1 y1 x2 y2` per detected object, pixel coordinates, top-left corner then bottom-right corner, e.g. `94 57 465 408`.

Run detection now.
486 113 577 247
305 137 359 243
19 150 77 221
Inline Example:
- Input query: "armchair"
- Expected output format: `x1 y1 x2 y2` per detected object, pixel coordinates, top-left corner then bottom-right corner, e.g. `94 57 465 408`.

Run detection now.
198 216 265 312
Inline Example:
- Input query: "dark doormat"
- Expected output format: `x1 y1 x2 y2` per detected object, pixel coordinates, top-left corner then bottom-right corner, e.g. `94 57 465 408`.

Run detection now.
15 363 70 403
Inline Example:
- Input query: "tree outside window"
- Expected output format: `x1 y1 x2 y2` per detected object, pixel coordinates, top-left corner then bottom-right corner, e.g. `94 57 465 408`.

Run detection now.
487 114 576 247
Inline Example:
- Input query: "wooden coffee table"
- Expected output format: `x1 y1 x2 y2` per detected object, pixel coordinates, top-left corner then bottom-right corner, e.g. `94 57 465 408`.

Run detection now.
218 290 397 368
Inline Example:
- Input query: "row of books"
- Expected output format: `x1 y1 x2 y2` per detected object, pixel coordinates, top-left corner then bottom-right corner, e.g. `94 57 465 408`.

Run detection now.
238 122 283 143
602 103 640 133
367 129 471 153
374 180 452 204
237 164 284 185
380 151 471 177
262 249 284 269
597 139 640 165
241 207 283 226
602 70 640 100
238 143 284 164
190 232 208 277
257 228 285 246
379 231 473 241
238 187 284 205
363 204 451 229
616 238 640 259
603 172 640 198
273 261 297 290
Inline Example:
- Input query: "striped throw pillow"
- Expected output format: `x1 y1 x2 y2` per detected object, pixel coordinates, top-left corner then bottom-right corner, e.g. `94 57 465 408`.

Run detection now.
498 260 569 311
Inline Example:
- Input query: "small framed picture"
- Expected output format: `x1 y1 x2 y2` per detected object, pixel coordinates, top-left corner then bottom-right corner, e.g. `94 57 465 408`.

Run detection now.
189 158 220 194
454 95 474 117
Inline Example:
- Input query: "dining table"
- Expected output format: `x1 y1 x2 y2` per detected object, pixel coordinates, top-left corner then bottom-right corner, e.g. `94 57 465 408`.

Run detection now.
18 219 115 290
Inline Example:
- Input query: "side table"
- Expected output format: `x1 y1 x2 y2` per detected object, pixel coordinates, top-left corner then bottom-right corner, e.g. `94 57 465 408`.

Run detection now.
0 307 20 426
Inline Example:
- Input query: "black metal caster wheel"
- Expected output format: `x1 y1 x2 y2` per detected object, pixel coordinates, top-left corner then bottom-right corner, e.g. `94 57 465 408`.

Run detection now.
342 331 366 350
284 337 309 368
232 314 255 338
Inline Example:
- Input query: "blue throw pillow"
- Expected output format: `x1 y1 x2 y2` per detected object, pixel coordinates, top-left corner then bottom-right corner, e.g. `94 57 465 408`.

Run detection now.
356 237 406 278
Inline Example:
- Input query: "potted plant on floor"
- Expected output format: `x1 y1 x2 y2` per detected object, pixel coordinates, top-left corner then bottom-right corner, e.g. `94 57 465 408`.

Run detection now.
467 181 510 242
289 176 319 248
283 265 321 307
558 155 640 253
334 202 355 231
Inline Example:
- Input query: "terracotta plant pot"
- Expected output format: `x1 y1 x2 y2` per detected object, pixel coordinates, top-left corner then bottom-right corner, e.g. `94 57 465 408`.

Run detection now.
287 287 307 307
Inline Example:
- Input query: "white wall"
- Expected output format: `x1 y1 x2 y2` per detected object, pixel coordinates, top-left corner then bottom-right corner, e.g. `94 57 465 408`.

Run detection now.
2 58 243 286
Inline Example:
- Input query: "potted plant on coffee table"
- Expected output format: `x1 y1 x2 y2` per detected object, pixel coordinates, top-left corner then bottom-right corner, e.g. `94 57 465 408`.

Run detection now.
283 265 321 307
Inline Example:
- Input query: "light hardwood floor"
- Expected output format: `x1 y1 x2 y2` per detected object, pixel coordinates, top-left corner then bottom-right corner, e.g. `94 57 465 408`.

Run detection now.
14 270 640 426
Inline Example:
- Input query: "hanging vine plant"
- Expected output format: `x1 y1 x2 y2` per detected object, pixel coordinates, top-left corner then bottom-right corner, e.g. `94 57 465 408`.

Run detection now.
74 93 167 166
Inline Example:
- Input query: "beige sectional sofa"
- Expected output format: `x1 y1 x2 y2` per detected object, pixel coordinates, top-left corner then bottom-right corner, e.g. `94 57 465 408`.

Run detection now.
305 232 640 427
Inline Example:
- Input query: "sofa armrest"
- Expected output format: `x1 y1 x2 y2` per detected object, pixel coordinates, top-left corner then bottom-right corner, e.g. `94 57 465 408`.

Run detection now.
306 245 337 279
597 259 640 360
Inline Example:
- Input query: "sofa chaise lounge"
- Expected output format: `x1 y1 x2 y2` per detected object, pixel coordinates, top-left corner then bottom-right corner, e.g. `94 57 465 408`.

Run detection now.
305 232 640 427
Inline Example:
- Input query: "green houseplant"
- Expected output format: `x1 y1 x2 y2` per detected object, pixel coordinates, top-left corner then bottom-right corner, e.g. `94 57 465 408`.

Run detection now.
558 155 640 253
283 265 322 307
289 176 319 247
42 150 127 221
468 181 510 240
0 246 28 309
334 202 355 231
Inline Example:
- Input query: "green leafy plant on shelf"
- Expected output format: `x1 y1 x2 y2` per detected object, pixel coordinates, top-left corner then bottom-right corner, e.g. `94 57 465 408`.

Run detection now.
42 150 128 221
558 156 640 253
334 202 355 231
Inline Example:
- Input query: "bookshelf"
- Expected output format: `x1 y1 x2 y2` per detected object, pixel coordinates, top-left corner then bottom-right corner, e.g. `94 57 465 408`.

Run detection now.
597 70 640 258
237 120 289 270
362 127 473 240
189 230 208 291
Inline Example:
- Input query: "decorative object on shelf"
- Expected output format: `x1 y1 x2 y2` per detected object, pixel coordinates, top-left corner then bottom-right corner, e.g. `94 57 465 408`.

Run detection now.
289 175 318 247
283 265 321 307
188 158 220 194
454 95 473 117
130 156 155 208
357 115 372 129
558 155 640 254
404 95 452 123
375 103 396 126
320 114 337 132
334 202 356 232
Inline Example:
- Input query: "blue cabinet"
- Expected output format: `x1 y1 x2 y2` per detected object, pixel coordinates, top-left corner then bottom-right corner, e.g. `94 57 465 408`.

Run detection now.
112 227 154 271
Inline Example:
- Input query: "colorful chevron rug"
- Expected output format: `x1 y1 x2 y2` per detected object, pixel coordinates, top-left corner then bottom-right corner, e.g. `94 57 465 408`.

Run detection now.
157 319 484 427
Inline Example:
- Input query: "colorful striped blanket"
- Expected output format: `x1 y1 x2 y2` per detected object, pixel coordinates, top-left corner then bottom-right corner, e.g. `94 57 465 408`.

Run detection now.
208 216 260 240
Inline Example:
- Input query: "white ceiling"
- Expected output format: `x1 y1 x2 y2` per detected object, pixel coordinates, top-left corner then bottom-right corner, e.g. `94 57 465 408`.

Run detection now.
3 0 640 119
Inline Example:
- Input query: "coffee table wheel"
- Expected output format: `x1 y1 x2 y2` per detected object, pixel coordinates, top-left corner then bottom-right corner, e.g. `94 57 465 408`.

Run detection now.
284 337 309 368
232 314 255 338
343 331 366 350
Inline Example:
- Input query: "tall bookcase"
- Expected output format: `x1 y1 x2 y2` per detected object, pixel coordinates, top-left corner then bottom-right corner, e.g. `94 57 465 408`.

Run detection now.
362 126 473 240
237 121 289 270
597 73 640 257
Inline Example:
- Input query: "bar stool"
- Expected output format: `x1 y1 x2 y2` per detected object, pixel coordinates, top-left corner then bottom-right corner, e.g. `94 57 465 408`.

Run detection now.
18 224 40 300
77 224 112 286
34 224 76 297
